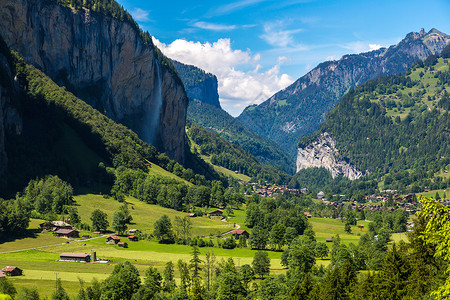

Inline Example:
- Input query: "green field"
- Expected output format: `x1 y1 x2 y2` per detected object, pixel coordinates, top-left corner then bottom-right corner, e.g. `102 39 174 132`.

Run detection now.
309 217 371 245
74 194 235 236
0 197 409 297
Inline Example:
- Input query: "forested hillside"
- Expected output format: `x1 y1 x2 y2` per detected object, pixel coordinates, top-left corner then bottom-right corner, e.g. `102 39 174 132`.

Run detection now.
186 121 291 184
238 29 450 156
188 99 295 174
297 48 450 193
0 38 219 196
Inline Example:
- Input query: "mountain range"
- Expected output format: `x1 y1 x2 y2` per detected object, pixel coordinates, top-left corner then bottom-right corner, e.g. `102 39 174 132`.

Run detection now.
237 28 450 157
173 61 296 174
292 47 450 191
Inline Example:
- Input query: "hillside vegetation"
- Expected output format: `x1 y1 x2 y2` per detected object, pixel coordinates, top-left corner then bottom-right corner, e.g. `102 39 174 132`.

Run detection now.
298 51 450 193
188 100 296 174
0 37 215 196
186 121 291 184
238 29 450 156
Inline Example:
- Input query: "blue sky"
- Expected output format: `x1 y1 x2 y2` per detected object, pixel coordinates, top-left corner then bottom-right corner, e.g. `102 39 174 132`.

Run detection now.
117 0 450 116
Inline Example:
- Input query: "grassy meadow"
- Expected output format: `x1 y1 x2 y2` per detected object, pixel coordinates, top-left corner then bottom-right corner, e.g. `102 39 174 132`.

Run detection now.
0 193 409 297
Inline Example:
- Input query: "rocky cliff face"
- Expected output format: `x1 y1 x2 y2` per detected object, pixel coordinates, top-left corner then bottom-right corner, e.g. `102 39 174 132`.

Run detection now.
238 28 450 156
0 51 22 177
172 60 221 108
296 133 362 180
0 0 187 162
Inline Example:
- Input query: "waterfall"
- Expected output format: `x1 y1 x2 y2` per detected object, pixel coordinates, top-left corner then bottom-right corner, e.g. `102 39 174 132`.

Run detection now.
143 59 162 146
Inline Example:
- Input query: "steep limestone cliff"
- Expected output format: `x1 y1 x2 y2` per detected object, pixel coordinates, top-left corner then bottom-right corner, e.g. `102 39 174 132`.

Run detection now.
0 49 22 177
0 0 187 162
172 60 221 108
296 133 362 180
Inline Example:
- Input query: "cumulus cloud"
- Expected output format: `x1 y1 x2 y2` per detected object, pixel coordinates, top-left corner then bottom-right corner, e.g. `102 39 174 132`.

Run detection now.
130 8 150 22
153 38 293 116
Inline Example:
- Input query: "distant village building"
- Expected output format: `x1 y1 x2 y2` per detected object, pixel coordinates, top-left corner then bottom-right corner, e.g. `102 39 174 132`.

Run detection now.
128 236 138 242
106 236 121 244
55 229 79 238
41 221 73 231
229 229 250 239
326 238 333 243
1 266 22 276
208 209 223 218
188 213 196 217
128 229 138 234
358 224 364 229
118 242 128 248
304 212 312 218
60 253 91 263
317 191 325 199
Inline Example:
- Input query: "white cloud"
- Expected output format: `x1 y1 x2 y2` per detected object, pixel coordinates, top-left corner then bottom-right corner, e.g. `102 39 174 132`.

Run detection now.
153 38 293 116
192 22 237 31
130 8 150 22
342 41 385 54
211 0 269 16
369 44 382 51
260 21 303 47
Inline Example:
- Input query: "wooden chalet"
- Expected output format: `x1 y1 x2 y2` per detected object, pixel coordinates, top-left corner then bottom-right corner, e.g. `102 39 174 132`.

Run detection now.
207 209 223 218
358 224 364 228
118 242 128 248
55 229 79 238
1 266 22 276
128 236 138 241
128 229 138 234
230 229 250 239
325 238 333 243
106 236 121 244
304 212 312 218
60 253 91 263
188 213 196 217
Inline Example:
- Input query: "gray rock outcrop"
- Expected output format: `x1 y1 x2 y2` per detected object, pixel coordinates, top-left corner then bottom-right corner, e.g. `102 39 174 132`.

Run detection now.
0 0 187 162
296 132 362 180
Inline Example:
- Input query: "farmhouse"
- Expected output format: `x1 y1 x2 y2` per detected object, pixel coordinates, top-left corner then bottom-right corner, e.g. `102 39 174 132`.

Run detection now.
128 236 138 241
55 229 79 238
128 229 138 234
60 253 91 263
358 224 364 229
208 209 223 218
106 236 121 244
326 238 333 243
229 229 250 239
1 266 22 276
118 242 128 248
